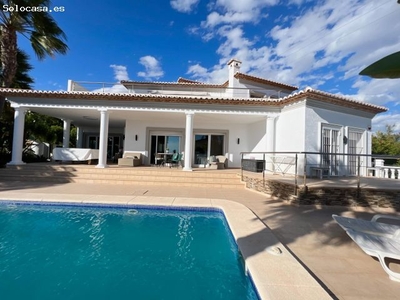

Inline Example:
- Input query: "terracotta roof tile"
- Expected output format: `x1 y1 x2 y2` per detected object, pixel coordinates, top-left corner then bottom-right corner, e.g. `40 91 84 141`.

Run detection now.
234 72 298 91
121 80 225 88
176 77 229 87
0 87 387 114
177 77 203 84
281 87 387 113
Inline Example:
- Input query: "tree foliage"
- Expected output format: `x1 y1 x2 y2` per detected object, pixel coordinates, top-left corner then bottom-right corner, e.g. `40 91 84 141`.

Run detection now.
0 48 64 164
0 0 68 112
372 125 400 165
0 48 34 156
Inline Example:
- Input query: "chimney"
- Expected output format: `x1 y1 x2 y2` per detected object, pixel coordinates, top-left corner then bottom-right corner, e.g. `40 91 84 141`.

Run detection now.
227 58 242 88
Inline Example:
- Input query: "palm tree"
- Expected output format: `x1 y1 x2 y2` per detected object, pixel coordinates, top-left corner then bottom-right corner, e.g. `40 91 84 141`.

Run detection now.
0 0 68 111
12 48 34 89
0 47 34 164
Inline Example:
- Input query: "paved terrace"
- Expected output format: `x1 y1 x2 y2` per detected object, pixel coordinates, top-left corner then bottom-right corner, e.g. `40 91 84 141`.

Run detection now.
1 172 400 299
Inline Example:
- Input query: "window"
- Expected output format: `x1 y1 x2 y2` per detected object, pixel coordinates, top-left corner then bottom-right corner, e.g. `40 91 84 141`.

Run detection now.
321 125 341 176
150 134 181 164
194 134 224 166
347 129 364 175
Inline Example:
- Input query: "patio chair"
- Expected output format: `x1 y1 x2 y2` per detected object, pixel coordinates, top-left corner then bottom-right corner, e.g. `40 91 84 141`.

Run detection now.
209 155 227 169
170 153 182 168
332 214 400 238
154 153 164 167
345 228 400 282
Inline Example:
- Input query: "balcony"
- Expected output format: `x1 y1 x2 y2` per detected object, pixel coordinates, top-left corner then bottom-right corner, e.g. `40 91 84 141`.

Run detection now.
67 80 286 99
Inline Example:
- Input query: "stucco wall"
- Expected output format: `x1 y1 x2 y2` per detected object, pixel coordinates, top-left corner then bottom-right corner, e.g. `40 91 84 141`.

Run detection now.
276 103 306 152
247 119 266 154
124 116 253 167
304 104 372 153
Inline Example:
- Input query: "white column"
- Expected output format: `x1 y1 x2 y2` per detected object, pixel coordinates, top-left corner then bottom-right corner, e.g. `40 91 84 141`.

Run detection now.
62 119 71 148
366 128 372 168
96 109 109 168
8 106 27 165
266 116 276 153
183 112 194 171
76 127 83 148
265 116 276 172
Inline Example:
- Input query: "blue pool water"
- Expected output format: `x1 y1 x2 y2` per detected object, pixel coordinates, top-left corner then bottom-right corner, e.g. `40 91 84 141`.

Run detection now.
0 203 258 299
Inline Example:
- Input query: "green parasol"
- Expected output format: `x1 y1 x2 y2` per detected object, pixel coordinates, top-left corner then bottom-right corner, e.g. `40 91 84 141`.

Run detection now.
359 51 400 79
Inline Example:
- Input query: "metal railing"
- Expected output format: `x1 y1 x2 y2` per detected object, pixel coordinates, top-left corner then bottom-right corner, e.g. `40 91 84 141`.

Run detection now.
240 151 400 196
68 80 289 99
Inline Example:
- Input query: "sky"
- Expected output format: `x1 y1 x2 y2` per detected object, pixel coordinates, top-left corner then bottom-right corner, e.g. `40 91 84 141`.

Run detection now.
16 0 400 133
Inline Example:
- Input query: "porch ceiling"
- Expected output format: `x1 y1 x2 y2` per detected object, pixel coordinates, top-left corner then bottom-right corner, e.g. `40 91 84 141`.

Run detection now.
29 106 267 128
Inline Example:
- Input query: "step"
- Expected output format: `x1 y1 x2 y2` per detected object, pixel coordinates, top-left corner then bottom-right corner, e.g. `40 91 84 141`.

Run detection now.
0 164 244 188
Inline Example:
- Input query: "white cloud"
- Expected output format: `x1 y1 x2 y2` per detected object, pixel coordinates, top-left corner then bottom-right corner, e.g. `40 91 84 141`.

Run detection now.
170 0 199 13
216 26 253 57
187 62 227 83
89 65 130 93
92 84 129 94
110 64 129 81
215 0 278 13
201 11 257 28
265 0 400 91
187 64 208 78
372 113 400 133
347 78 400 107
137 56 164 80
202 0 278 28
188 0 400 111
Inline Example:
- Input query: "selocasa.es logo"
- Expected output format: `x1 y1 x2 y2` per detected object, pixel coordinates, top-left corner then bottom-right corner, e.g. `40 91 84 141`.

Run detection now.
2 4 65 13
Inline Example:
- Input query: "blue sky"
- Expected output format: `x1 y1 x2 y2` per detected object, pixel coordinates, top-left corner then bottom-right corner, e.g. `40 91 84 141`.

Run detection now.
17 0 400 132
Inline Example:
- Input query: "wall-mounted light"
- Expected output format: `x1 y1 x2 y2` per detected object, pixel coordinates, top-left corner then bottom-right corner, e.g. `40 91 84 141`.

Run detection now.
368 126 371 131
343 136 348 145
237 138 240 145
135 134 138 141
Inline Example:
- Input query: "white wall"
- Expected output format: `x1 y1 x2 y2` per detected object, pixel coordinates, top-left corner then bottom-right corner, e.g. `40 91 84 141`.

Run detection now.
305 105 371 153
227 124 249 167
124 120 149 152
246 119 267 153
304 105 373 176
276 103 306 152
124 116 252 167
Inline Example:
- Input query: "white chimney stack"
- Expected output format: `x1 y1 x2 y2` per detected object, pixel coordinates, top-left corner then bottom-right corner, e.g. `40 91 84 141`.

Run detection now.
227 58 242 97
227 58 242 88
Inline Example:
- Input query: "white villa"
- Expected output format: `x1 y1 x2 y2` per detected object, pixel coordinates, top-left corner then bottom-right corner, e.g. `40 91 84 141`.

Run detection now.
2 59 387 175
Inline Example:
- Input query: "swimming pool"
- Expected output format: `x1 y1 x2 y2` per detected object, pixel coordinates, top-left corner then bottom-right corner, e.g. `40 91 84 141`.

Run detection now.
0 202 258 299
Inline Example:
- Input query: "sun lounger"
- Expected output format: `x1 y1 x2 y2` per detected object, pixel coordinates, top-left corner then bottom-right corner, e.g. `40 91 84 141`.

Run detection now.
346 229 400 282
332 214 400 238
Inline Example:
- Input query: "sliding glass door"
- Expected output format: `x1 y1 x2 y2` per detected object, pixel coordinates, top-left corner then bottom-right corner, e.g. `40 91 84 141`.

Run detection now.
150 135 181 164
87 135 122 159
194 134 224 166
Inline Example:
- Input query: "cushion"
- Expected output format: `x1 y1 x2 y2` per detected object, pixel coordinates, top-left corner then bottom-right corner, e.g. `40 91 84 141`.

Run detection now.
123 152 142 159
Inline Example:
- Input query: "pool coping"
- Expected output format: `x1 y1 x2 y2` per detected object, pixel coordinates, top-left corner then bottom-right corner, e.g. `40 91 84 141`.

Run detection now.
0 194 332 300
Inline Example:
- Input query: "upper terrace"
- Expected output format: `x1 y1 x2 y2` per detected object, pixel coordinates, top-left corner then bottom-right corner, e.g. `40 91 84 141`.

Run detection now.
66 59 301 99
67 80 291 99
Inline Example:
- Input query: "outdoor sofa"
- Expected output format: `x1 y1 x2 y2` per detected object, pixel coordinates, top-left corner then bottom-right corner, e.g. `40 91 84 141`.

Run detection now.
118 151 142 167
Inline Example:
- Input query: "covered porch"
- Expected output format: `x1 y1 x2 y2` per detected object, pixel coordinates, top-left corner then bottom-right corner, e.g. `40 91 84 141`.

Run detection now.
7 99 277 170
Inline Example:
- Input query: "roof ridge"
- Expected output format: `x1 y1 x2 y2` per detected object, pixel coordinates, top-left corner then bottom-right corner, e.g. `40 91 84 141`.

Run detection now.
281 87 388 111
177 77 204 84
234 72 298 91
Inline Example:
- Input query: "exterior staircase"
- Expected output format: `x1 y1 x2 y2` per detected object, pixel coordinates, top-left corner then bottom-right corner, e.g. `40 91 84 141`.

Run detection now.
0 163 245 189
